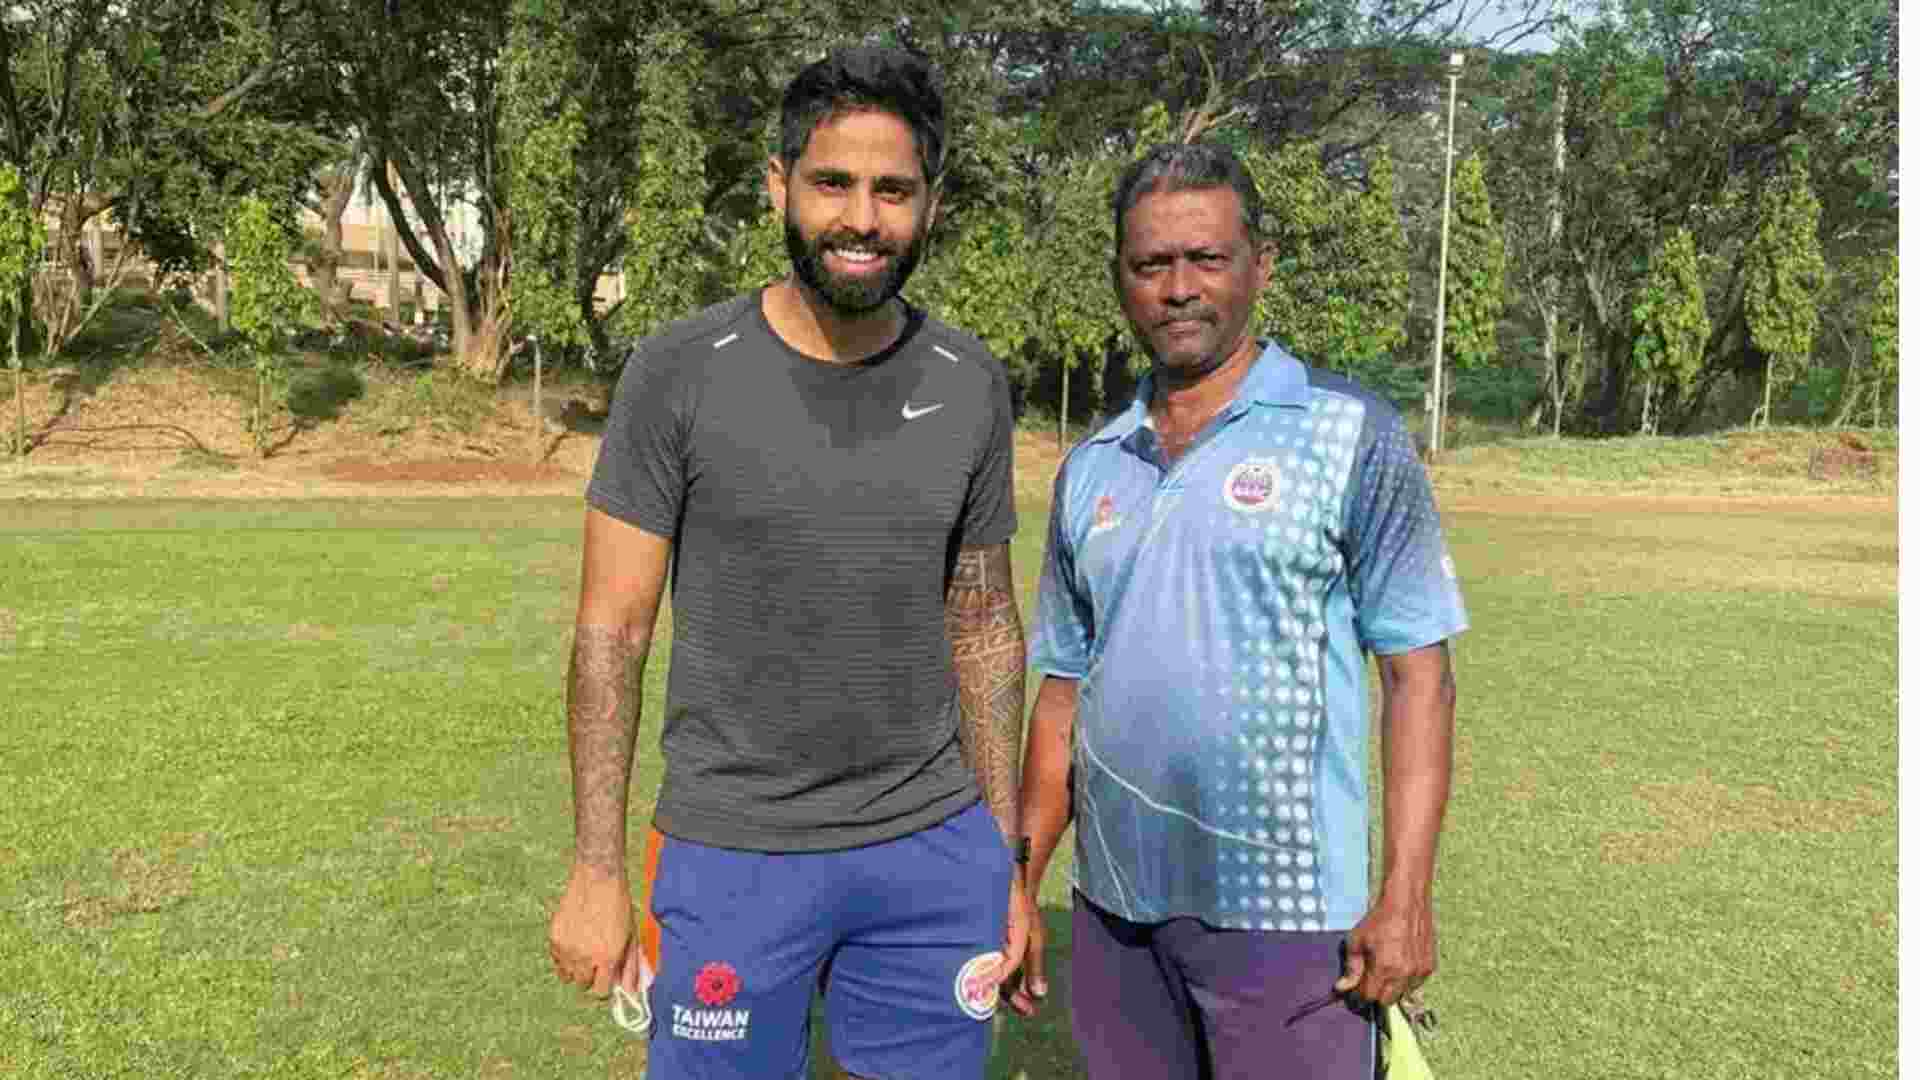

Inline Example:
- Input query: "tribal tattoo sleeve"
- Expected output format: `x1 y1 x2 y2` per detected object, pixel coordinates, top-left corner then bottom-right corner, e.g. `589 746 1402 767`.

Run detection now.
566 626 652 874
946 543 1026 839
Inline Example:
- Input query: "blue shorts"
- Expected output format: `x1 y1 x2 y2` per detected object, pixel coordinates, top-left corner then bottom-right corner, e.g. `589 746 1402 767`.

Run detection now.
641 801 1012 1079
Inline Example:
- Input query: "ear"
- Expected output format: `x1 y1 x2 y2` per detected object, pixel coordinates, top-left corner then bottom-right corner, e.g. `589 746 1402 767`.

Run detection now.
765 155 788 215
1254 241 1275 292
925 182 943 230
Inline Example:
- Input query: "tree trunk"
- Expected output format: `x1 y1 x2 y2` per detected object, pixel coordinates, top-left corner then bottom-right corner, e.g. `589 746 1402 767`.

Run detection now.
1536 61 1567 435
54 198 96 311
371 148 511 380
256 366 270 458
214 239 230 332
532 337 544 461
1828 339 1863 429
1641 377 1655 435
384 169 401 320
11 321 21 457
1057 351 1069 452
309 166 357 318
1753 355 1774 429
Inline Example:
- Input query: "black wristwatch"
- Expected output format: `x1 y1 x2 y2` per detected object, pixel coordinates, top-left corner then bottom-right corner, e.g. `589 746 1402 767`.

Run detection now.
1011 836 1032 865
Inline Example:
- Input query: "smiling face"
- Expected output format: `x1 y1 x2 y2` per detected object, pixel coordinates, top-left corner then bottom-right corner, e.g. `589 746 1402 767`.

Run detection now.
768 107 938 316
1113 185 1272 382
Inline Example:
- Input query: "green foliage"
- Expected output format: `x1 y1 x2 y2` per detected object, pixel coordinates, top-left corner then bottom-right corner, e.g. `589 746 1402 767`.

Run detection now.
1630 228 1709 432
1743 160 1829 416
1442 153 1506 372
226 195 318 456
227 197 317 354
502 5 588 350
722 207 789 297
0 167 44 322
613 27 708 342
1029 151 1128 378
920 205 1037 365
1868 253 1896 387
1252 144 1409 372
0 164 45 453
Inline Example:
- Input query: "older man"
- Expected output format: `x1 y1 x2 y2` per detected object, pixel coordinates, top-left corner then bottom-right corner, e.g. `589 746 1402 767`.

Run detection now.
1011 141 1467 1080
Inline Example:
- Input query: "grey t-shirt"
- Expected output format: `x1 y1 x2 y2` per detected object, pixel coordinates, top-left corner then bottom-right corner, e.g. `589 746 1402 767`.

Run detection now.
586 291 1018 852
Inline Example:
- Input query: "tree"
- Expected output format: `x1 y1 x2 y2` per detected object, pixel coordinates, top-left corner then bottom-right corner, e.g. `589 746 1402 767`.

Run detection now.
1029 149 1130 448
502 4 589 358
1437 151 1504 434
227 195 318 457
608 25 709 349
1743 160 1828 428
1866 253 1896 429
2 0 336 355
1536 0 1892 432
299 141 369 320
1629 228 1708 435
0 165 44 456
319 0 517 381
1253 144 1409 374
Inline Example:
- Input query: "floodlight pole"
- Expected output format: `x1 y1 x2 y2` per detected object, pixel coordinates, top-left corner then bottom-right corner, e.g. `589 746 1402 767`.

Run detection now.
1427 52 1465 460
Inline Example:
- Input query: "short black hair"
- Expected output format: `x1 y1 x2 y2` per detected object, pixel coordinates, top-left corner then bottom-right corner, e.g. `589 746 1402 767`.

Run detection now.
779 46 947 184
1111 142 1265 252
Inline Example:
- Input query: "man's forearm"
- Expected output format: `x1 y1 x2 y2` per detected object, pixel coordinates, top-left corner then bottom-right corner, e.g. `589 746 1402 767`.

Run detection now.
947 545 1026 839
1378 645 1456 902
1018 676 1076 892
567 626 651 875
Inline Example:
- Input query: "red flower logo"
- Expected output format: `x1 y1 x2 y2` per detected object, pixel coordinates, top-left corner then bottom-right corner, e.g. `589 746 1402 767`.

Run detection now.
695 962 741 1008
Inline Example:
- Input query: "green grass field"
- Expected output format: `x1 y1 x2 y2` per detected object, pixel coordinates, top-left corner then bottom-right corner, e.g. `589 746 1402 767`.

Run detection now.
0 491 1895 1078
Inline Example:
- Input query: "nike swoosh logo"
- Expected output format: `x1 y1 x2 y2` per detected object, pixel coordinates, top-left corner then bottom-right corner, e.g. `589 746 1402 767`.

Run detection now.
902 402 945 420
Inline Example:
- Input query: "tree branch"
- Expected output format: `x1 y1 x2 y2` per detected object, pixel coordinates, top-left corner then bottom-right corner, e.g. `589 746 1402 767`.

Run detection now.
198 55 283 120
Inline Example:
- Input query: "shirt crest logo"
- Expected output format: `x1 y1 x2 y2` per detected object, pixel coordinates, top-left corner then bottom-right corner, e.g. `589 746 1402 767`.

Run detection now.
1090 494 1121 536
1223 457 1281 513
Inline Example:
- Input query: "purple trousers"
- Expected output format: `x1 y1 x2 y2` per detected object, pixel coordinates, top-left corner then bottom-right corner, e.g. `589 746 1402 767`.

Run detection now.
1071 892 1377 1080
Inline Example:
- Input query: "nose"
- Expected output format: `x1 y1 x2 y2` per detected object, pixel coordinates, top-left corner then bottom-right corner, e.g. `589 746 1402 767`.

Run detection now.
839 186 879 236
1164 260 1200 306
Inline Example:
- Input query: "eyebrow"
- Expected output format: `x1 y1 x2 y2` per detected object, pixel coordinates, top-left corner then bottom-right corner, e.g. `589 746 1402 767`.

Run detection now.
1132 245 1228 263
803 166 922 190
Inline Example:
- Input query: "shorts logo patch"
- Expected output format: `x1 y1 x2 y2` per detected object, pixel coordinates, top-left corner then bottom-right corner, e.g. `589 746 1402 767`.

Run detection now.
1224 457 1281 513
695 962 741 1007
673 963 750 1042
1090 494 1122 536
955 952 1001 1021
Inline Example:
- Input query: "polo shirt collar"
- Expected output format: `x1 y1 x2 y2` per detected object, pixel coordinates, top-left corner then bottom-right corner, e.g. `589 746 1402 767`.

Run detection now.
1088 339 1310 448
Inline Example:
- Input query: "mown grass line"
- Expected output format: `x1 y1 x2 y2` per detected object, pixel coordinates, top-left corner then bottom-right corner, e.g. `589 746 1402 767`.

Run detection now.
0 495 1893 1078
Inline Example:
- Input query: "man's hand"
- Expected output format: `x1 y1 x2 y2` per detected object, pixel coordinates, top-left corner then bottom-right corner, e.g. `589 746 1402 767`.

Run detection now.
997 874 1037 990
1333 893 1435 1006
1002 875 1048 1017
550 865 643 997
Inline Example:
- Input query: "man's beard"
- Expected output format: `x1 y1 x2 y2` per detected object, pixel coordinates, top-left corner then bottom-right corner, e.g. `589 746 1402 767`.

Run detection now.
785 218 927 315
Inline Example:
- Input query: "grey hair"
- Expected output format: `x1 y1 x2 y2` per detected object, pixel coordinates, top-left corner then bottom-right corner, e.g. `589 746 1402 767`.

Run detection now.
1111 142 1264 251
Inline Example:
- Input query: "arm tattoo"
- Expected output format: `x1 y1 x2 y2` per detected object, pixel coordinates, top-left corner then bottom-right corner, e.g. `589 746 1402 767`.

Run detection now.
946 544 1026 839
567 626 651 874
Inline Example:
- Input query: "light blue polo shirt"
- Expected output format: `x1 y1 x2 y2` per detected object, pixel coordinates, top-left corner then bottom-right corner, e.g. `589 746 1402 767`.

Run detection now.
1029 341 1468 932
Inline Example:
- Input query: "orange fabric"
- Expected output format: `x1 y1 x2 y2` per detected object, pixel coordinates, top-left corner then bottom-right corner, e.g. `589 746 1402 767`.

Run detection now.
635 827 664 973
